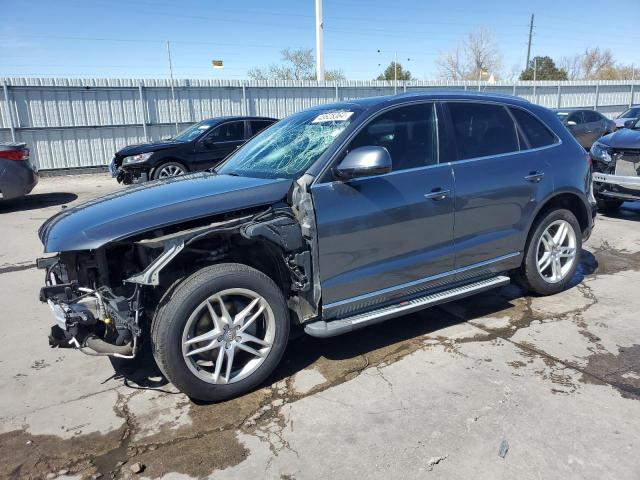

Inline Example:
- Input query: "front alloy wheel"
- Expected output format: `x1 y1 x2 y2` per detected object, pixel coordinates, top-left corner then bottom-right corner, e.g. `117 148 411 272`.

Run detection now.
181 288 275 385
151 263 290 402
157 163 185 178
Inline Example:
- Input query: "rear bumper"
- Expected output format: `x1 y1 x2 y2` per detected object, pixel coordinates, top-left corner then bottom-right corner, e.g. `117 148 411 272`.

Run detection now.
0 160 39 200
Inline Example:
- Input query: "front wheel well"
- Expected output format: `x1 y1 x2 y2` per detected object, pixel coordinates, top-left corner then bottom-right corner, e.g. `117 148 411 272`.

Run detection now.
531 193 590 237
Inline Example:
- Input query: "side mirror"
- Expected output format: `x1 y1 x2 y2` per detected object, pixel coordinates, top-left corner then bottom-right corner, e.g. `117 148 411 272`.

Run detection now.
566 120 577 127
623 119 636 129
335 146 392 179
202 137 216 148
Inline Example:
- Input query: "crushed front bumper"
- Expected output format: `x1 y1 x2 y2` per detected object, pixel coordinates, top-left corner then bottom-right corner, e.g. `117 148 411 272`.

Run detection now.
593 172 640 202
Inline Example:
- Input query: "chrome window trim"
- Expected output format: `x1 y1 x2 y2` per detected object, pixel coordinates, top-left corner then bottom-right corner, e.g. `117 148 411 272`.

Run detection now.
323 251 521 311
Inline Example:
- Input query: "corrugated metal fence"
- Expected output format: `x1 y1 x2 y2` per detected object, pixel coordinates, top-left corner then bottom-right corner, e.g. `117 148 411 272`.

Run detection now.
1 77 639 170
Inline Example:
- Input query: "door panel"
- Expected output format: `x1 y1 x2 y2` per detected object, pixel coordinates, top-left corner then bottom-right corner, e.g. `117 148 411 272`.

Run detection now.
191 121 246 169
452 152 551 268
566 112 588 148
311 102 455 315
312 165 455 312
444 101 553 269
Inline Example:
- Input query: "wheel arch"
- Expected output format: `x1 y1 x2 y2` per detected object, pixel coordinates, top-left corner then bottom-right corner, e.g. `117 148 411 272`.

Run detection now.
526 189 592 246
150 158 190 178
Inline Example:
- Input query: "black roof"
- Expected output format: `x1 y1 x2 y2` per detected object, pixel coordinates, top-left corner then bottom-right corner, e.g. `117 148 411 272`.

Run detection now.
309 90 532 113
198 115 277 125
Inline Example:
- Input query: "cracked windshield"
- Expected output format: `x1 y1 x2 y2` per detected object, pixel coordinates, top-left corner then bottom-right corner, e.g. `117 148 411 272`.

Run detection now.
218 109 358 179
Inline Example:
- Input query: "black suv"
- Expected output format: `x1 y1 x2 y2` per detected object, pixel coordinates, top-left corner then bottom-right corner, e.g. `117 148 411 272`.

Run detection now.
39 92 595 401
110 116 276 184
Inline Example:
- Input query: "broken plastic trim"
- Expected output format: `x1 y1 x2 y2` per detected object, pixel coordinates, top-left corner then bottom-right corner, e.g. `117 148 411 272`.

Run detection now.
125 213 257 286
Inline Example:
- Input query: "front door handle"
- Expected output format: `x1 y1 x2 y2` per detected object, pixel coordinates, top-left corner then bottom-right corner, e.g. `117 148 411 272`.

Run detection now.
525 171 545 183
424 188 450 201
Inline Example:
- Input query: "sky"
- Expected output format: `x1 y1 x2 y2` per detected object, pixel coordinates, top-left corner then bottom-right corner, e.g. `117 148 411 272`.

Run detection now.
0 0 638 80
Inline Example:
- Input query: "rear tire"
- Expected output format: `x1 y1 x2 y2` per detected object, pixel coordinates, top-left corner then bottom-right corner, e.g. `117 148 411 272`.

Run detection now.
151 263 290 402
596 197 623 212
515 209 581 296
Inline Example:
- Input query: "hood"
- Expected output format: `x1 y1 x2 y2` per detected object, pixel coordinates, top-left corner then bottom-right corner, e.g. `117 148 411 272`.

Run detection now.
599 128 640 149
116 141 184 156
39 172 293 252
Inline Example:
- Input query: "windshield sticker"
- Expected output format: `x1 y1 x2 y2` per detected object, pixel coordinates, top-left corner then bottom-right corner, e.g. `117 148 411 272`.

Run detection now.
311 111 354 123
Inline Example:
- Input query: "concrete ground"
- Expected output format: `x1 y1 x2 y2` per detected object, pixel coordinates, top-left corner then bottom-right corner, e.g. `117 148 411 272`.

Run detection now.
1 174 639 480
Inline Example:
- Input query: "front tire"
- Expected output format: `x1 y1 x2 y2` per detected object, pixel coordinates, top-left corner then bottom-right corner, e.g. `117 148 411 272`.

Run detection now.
151 263 290 402
515 209 581 296
152 161 187 180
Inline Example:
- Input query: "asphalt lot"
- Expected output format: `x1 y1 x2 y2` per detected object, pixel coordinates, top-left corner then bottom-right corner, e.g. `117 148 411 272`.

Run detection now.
1 173 640 480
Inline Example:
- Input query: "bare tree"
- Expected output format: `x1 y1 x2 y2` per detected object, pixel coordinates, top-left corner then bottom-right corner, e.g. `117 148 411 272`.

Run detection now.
436 27 502 80
582 47 616 80
464 27 502 80
558 54 583 80
435 48 467 80
248 48 343 81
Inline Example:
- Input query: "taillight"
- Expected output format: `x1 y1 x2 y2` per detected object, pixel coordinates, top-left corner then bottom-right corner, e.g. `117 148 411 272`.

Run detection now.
0 148 29 161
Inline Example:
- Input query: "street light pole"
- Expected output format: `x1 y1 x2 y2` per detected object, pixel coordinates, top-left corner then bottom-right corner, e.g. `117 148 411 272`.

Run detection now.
166 41 179 135
315 0 325 81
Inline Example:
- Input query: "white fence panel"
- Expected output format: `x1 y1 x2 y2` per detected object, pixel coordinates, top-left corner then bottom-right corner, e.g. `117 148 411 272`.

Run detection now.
1 78 638 170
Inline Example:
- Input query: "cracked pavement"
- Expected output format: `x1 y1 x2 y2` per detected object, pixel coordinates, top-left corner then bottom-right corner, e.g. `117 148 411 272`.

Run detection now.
1 174 640 479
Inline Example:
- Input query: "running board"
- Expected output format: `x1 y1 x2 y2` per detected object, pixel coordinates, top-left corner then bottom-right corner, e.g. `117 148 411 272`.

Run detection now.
304 276 510 338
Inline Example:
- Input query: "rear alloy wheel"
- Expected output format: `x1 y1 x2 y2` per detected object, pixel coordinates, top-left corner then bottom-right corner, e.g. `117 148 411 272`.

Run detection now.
151 263 289 401
515 209 582 295
153 162 187 179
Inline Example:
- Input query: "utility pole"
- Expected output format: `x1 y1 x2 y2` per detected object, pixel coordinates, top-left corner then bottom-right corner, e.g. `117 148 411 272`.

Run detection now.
315 0 325 81
526 13 535 71
166 41 179 134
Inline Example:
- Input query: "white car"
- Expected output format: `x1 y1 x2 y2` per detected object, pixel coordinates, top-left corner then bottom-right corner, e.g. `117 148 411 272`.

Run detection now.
614 106 640 130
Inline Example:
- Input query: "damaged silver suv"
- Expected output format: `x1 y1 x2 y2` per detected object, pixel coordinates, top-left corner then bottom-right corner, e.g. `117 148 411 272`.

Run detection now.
38 92 596 401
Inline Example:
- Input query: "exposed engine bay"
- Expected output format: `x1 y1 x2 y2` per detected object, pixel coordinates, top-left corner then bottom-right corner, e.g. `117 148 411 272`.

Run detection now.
38 177 319 359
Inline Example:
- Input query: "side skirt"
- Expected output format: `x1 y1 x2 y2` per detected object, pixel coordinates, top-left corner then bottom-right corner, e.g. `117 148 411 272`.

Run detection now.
304 275 510 338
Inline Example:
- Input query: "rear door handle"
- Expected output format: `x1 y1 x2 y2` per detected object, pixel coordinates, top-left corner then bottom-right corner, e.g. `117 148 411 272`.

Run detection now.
524 171 545 183
424 188 450 201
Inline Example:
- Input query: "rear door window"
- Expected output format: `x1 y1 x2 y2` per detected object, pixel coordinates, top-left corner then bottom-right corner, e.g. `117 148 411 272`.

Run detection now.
510 108 558 149
446 102 519 160
250 120 274 136
208 121 245 142
584 111 603 123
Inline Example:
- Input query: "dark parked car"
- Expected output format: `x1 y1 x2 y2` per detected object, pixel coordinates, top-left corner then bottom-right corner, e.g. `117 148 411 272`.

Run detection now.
614 106 640 130
38 92 595 401
110 116 276 184
555 108 615 150
590 118 640 211
0 142 38 201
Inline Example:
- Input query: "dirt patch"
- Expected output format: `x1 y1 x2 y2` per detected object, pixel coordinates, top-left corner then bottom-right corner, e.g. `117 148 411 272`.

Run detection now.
0 428 124 479
590 242 640 276
580 344 640 400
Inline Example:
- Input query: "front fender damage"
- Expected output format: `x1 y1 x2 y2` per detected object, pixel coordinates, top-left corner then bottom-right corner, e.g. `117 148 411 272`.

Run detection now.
125 176 322 323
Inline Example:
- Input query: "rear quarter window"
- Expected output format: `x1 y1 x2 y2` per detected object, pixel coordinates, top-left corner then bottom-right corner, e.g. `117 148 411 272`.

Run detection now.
510 108 558 149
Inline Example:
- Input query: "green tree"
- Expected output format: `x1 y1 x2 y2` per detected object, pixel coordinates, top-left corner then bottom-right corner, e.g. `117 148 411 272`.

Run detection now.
519 56 568 81
376 62 412 81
